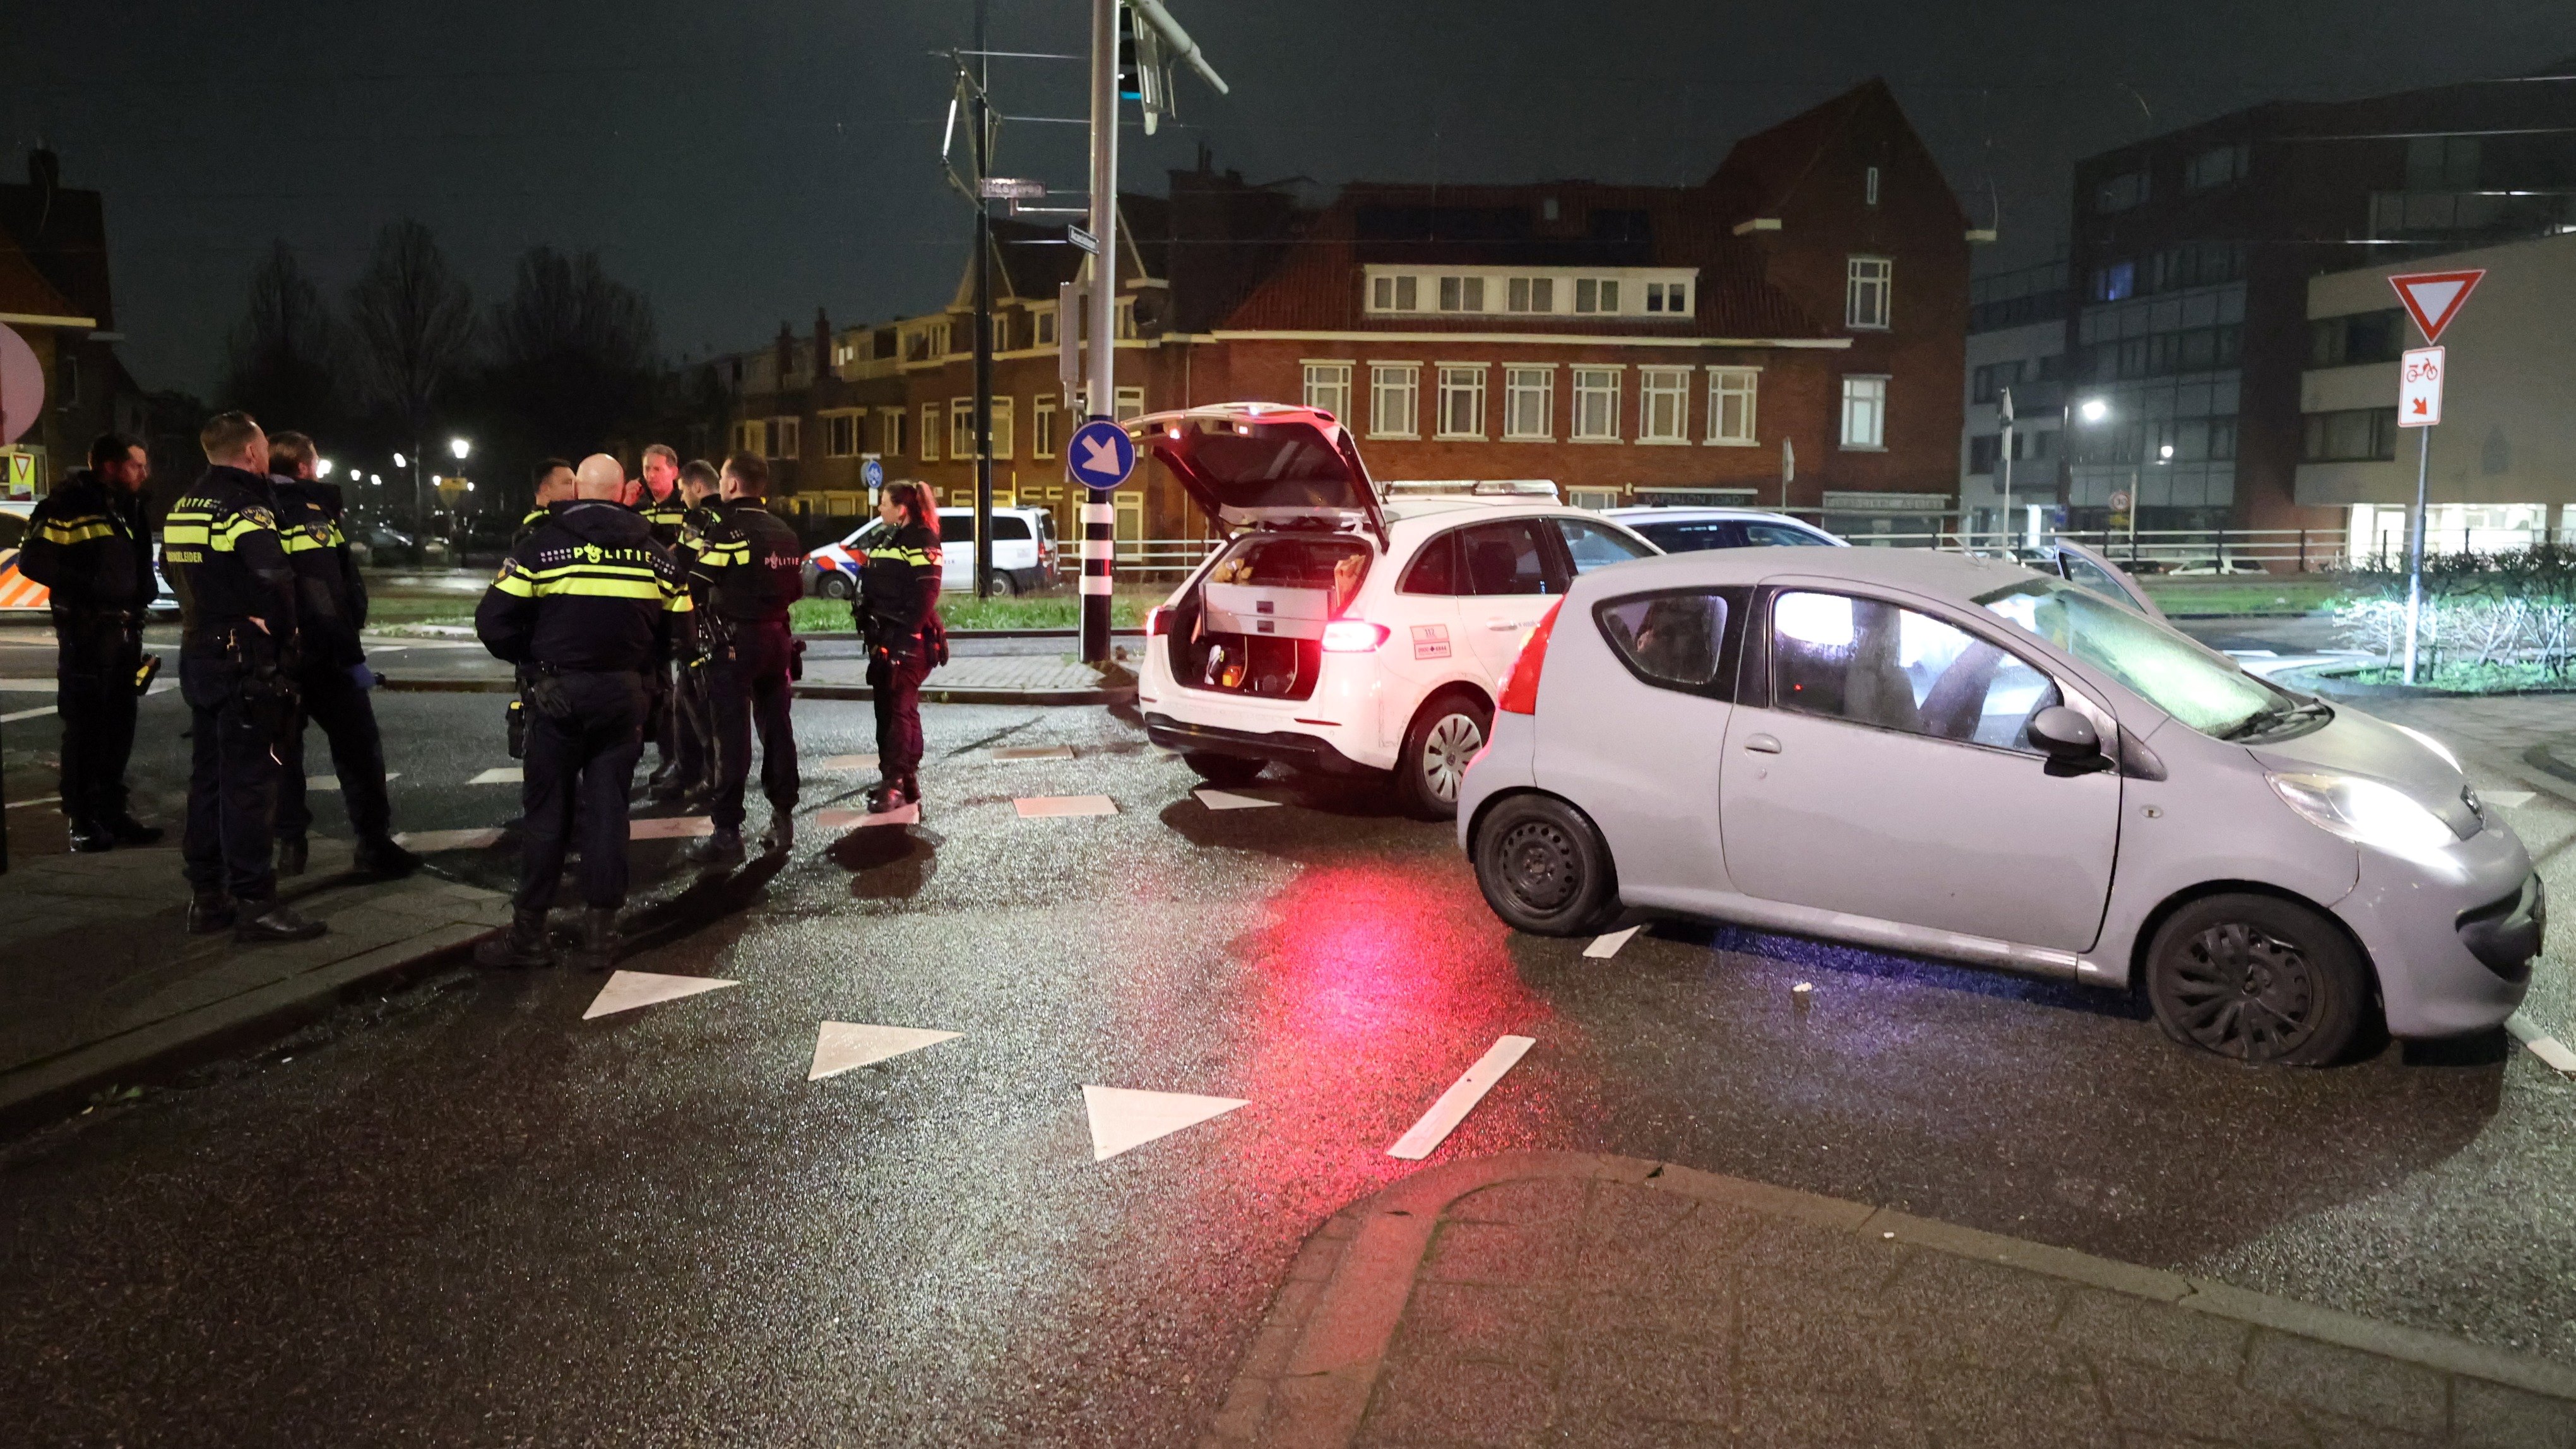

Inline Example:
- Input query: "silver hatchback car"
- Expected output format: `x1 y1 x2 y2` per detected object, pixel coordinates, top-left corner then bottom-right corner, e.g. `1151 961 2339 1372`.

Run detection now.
1457 547 2544 1065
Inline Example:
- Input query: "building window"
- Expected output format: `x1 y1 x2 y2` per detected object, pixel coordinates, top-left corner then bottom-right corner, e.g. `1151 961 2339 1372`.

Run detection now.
1845 257 1892 330
1303 361 1354 420
1839 376 1888 450
1116 299 1137 339
2308 309 2407 369
1571 367 1622 441
1436 365 1488 439
2301 407 2399 463
2094 169 2150 213
1638 367 1690 443
875 408 906 459
1707 369 1758 445
1036 309 1056 346
920 405 940 462
1033 397 1059 458
1865 165 1880 206
2090 260 2135 303
770 417 800 460
1644 281 1689 315
1506 277 1555 313
1438 276 1487 312
1370 364 1420 439
735 420 764 456
1370 275 1420 312
1113 386 1144 423
1503 366 1553 440
1574 278 1620 315
2406 135 2481 190
2185 143 2250 191
826 413 858 458
990 397 1015 459
950 398 976 460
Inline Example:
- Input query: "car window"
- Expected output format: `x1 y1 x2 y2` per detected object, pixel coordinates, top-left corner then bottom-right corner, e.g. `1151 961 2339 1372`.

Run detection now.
1598 590 1733 695
1771 591 2061 753
937 514 973 544
1399 529 1461 595
1742 522 1831 547
989 516 1031 541
1632 520 1742 553
1979 577 2291 738
1456 520 1557 596
1554 517 1656 573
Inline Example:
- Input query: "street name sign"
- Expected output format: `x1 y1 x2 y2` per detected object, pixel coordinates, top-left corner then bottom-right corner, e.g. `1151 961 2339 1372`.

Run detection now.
1065 418 1135 492
2399 346 2444 428
2389 269 2485 345
978 177 1046 200
1067 224 1098 254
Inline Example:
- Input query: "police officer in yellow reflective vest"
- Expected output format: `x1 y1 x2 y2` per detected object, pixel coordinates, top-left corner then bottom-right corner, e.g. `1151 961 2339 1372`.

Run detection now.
634 444 691 797
472 454 692 970
854 480 944 813
160 411 328 943
514 458 574 547
684 451 804 865
18 431 161 853
266 431 417 880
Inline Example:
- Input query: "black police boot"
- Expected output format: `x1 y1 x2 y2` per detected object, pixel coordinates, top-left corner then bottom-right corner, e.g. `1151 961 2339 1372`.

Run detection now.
861 774 917 814
276 836 309 878
682 829 745 868
68 819 116 853
759 811 795 856
234 897 328 945
186 890 237 935
473 907 555 969
565 907 621 972
107 813 165 847
352 837 422 880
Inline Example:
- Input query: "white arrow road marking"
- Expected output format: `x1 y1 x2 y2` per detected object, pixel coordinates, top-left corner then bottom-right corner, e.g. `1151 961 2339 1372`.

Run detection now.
809 1023 960 1080
815 803 920 829
1583 925 1642 959
393 827 505 853
1387 1036 1536 1161
1016 795 1117 818
1077 435 1122 476
583 970 739 1020
1194 789 1279 811
629 815 715 839
466 767 522 784
2507 1011 2576 1076
1083 1085 1248 1162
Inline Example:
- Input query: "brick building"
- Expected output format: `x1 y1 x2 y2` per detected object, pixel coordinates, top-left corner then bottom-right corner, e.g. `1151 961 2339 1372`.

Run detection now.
0 150 146 500
719 80 1972 551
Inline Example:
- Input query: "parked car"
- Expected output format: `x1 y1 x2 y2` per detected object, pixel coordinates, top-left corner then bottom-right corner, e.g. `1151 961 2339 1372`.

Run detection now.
348 523 418 569
2169 558 2268 577
1457 545 2541 1066
1602 506 1843 552
1130 401 1659 817
805 506 1059 599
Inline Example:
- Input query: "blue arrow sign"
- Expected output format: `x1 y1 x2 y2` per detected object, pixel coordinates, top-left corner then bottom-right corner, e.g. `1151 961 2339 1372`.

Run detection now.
860 457 884 490
1065 419 1136 492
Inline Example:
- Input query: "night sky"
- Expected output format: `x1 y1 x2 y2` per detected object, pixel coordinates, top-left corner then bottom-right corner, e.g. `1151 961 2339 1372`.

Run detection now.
11 1 2574 396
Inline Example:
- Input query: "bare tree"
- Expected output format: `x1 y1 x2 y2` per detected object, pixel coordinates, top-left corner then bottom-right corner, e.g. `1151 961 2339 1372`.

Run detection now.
487 246 658 456
346 219 476 444
222 241 344 431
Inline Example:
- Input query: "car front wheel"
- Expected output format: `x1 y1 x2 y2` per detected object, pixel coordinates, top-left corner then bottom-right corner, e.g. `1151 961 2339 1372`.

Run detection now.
2144 893 2370 1066
1472 793 1621 937
1396 694 1491 820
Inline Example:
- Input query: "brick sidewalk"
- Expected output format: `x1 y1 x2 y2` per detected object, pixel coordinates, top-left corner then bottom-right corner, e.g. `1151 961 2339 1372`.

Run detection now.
1209 1152 2576 1448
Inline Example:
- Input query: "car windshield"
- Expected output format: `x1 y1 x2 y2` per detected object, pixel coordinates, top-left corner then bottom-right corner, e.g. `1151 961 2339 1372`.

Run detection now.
1975 576 2298 739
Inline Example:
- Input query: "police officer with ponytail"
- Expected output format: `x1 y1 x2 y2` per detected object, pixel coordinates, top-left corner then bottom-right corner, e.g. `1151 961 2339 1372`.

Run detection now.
853 480 944 813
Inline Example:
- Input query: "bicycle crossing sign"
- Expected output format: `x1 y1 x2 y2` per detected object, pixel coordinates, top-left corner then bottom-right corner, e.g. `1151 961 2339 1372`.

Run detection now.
2399 346 2443 429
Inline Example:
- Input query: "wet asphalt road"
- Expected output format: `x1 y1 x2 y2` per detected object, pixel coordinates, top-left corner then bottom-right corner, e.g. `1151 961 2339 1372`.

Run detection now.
4 666 2576 1445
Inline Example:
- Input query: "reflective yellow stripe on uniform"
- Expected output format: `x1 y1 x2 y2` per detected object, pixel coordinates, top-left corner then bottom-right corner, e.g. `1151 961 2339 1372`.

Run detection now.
37 515 116 546
208 511 276 552
280 529 336 554
867 547 937 567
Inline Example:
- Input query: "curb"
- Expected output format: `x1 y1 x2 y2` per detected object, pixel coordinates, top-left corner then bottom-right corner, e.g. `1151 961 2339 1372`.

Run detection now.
793 627 1147 641
375 678 1134 707
0 918 493 1139
1209 1150 2576 1446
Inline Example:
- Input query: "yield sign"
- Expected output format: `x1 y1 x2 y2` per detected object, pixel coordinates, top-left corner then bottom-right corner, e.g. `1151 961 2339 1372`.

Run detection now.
2389 269 2485 345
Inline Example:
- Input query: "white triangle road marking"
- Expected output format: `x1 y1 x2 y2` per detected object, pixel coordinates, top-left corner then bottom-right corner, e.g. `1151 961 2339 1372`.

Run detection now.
466 767 522 784
583 970 739 1020
809 1022 961 1080
1584 925 1642 959
629 815 715 839
1017 795 1117 818
1083 1085 1248 1162
1388 1035 1535 1161
393 827 505 853
816 803 920 829
2483 790 2536 808
1194 789 1279 811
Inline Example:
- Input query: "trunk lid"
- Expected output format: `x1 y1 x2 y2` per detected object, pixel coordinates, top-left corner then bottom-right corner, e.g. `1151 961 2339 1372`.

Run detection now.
1129 403 1388 543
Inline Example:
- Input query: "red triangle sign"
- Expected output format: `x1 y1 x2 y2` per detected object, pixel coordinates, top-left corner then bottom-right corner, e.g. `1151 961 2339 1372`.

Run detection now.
2388 269 2485 345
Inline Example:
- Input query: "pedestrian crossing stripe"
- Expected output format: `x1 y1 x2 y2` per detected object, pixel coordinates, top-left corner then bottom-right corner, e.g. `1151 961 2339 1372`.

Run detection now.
808 1023 960 1080
816 804 919 829
583 971 739 1020
1082 1085 1247 1161
393 827 506 853
993 745 1075 761
629 816 715 840
816 754 879 772
466 767 521 784
1016 795 1117 818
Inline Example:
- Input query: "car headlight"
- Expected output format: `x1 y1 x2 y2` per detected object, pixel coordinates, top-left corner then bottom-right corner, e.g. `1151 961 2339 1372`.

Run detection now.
2268 770 2460 855
2392 723 2463 773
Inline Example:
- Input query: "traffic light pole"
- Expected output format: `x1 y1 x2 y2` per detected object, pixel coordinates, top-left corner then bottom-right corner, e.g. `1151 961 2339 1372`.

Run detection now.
1080 0 1119 666
971 0 995 601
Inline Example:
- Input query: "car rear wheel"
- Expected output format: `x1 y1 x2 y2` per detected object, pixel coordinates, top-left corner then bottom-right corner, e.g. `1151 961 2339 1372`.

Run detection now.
1473 793 1620 937
1182 751 1266 787
817 572 854 600
2144 893 2370 1066
1396 694 1492 820
985 570 1019 597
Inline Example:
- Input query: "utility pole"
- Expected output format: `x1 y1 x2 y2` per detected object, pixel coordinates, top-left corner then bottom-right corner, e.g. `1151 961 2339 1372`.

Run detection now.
2403 424 2431 683
1997 385 2014 555
1079 0 1120 665
971 0 995 600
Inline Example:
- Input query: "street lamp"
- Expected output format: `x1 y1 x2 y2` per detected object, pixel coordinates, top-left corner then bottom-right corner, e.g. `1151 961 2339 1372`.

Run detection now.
316 458 335 479
449 437 472 461
392 451 407 469
2079 397 2110 424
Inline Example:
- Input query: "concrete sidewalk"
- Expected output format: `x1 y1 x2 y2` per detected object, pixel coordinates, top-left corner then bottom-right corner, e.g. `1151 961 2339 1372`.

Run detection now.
364 637 1134 706
1211 1152 2576 1448
0 837 507 1133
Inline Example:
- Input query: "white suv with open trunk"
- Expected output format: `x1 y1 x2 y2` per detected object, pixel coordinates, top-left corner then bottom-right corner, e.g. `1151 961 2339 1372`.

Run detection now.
1131 403 1658 817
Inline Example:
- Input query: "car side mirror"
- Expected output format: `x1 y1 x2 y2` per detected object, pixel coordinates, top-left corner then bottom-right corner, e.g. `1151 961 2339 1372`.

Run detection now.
2029 705 2113 778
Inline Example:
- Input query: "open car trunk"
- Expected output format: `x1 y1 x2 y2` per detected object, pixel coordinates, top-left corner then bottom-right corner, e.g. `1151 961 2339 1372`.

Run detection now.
1166 532 1372 701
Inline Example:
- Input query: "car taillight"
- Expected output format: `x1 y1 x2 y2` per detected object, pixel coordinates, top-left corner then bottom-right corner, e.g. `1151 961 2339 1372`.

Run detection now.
1321 620 1391 653
1147 605 1174 636
1496 600 1564 715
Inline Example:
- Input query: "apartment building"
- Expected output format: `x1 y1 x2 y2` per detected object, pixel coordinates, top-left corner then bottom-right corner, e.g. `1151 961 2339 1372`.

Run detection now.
1957 260 2069 545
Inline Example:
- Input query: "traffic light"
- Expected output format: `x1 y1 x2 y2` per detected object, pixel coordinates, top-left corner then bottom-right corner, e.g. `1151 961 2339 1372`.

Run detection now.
1118 23 1141 102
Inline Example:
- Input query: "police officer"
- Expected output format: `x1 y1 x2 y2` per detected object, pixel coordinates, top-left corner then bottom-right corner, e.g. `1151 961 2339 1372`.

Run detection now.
19 432 162 852
161 411 326 943
635 444 689 796
473 454 692 970
657 458 725 803
266 431 417 880
853 479 943 813
514 458 575 547
684 451 804 865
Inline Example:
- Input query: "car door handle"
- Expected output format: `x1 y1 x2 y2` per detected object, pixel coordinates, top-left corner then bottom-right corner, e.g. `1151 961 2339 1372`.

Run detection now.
1485 620 1521 630
1743 734 1782 754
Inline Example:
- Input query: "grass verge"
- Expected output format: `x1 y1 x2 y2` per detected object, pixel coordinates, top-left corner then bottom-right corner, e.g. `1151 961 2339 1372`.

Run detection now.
789 592 1155 633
